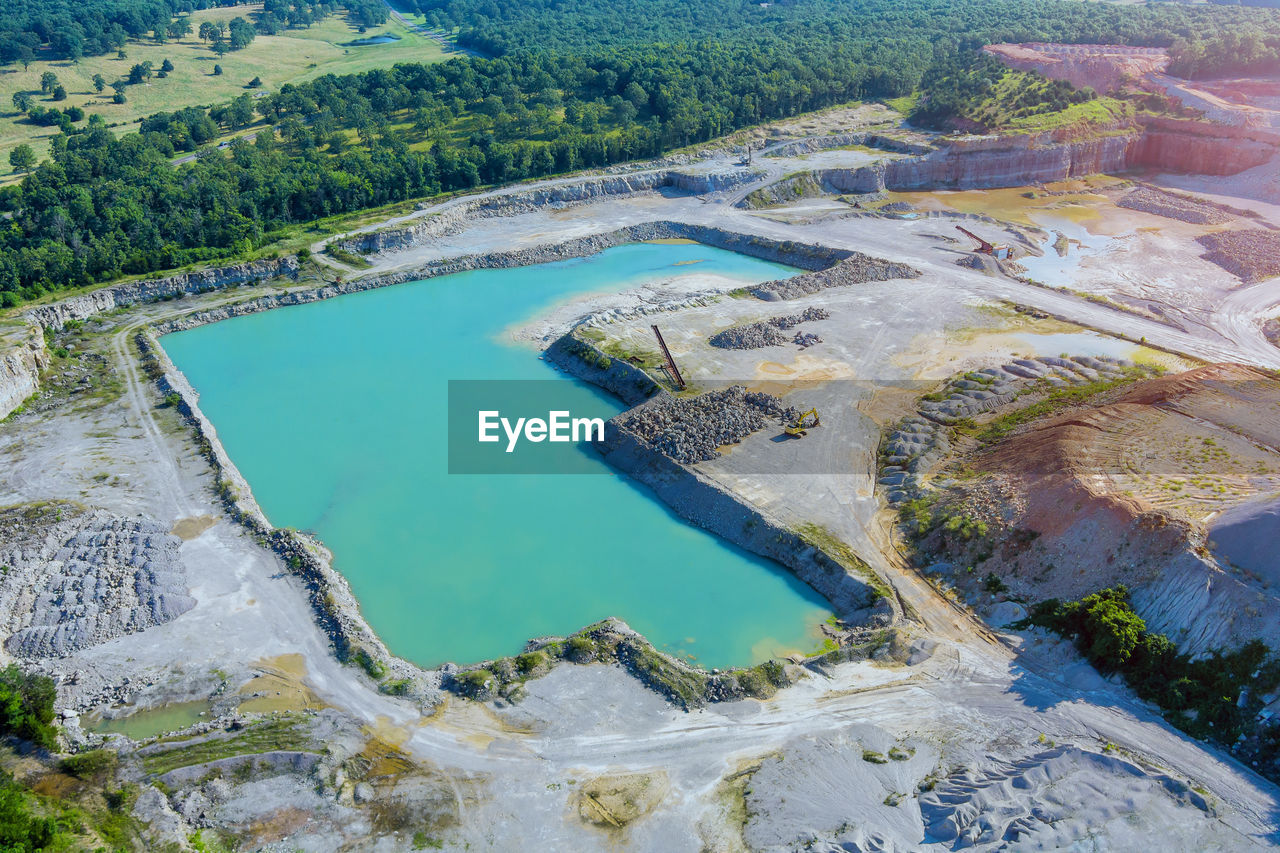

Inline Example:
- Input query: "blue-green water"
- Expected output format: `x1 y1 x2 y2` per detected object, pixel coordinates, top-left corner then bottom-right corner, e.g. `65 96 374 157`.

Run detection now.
162 243 832 668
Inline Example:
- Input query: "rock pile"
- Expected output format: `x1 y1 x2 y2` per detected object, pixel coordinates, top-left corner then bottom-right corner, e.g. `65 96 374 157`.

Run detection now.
1197 230 1280 283
709 323 790 349
616 387 799 464
1118 186 1232 225
878 355 1142 505
769 307 830 329
793 331 822 348
753 254 920 301
0 505 195 658
708 308 831 349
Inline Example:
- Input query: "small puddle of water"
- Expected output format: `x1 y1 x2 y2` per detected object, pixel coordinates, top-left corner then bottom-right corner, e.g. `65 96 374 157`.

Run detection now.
87 699 212 740
1011 331 1137 360
345 33 402 46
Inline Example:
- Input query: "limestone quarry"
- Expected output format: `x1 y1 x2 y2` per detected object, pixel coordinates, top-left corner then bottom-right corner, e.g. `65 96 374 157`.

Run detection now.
2 43 1280 851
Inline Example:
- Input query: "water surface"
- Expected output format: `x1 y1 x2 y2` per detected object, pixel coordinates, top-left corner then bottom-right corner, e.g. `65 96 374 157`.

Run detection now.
163 243 832 668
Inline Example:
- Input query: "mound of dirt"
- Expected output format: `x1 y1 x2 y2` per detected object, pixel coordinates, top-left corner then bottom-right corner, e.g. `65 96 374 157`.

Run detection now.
910 364 1280 652
983 43 1169 94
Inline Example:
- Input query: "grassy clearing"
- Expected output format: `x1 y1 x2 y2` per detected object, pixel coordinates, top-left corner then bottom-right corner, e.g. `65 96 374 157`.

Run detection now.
966 71 1134 136
140 717 313 777
0 4 447 173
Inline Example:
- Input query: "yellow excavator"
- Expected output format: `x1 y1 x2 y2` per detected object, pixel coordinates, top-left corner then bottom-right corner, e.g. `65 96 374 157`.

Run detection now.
784 408 821 438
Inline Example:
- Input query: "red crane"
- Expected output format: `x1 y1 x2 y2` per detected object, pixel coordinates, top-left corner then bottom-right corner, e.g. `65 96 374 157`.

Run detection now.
956 226 1013 260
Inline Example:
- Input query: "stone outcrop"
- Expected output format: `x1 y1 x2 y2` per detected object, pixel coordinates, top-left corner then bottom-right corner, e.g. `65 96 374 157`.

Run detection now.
984 43 1169 94
598 412 888 622
822 130 1138 193
0 325 48 419
339 168 762 255
1130 117 1279 176
23 257 299 330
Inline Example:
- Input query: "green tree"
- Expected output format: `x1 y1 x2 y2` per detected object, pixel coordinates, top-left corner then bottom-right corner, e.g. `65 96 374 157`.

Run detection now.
51 85 66 101
8 145 35 174
161 58 174 73
212 64 223 76
38 71 57 94
12 92 32 112
92 73 106 92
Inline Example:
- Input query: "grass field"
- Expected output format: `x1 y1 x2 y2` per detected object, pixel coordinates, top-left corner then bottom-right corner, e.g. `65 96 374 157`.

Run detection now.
0 4 451 177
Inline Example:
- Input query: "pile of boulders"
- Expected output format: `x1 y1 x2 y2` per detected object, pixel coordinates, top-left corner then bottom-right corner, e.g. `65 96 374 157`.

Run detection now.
709 323 790 349
754 253 919 301
616 386 799 464
709 308 830 349
1198 230 1280 283
1118 186 1231 225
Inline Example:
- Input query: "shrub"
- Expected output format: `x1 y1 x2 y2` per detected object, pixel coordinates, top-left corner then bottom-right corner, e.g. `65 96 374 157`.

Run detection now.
453 670 493 698
59 748 117 780
566 637 596 663
0 666 58 750
515 651 546 674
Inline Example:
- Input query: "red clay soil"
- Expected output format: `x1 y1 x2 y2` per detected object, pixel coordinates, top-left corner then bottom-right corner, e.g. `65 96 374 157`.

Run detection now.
983 43 1169 94
941 365 1280 601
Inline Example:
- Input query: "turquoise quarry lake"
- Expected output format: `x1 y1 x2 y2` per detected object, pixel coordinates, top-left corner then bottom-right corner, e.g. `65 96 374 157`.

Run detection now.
162 243 832 669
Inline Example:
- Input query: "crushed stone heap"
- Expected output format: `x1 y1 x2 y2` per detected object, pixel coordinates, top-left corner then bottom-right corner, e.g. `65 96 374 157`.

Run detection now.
753 254 919 301
1118 186 1232 225
0 504 195 658
1197 229 1280 284
709 307 830 349
616 386 799 464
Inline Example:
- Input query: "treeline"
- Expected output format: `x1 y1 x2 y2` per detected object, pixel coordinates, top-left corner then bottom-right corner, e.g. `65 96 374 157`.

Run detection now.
0 41 907 301
1168 30 1280 78
0 0 251 63
400 0 1280 64
0 0 390 65
3 0 1280 302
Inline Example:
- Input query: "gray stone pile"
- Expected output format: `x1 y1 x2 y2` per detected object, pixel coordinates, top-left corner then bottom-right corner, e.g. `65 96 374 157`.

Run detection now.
793 332 822 348
1118 186 1232 225
769 307 830 330
709 322 791 349
616 386 799 464
1197 229 1280 284
753 254 920 301
0 506 195 658
878 355 1140 505
708 308 830 350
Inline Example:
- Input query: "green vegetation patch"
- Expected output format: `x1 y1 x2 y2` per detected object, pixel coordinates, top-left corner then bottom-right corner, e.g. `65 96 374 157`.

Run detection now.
794 523 893 604
953 367 1152 448
1016 586 1280 744
140 717 314 777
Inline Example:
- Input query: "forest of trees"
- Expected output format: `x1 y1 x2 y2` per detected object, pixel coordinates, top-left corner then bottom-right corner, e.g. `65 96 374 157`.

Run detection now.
1 0 1280 303
1168 30 1280 78
0 0 387 64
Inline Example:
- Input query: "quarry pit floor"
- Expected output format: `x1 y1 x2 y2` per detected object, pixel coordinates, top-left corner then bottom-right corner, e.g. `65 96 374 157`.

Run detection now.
4 146 1280 848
